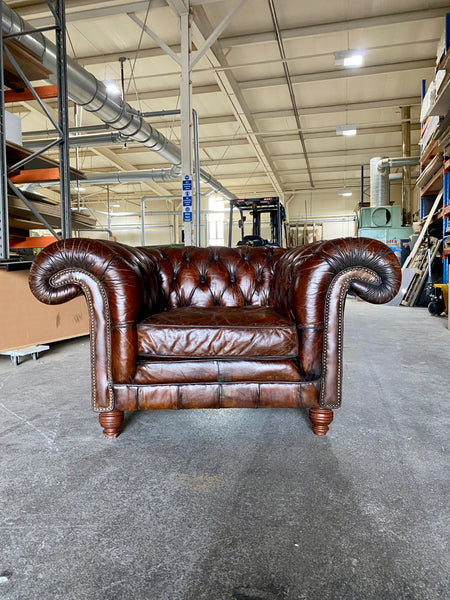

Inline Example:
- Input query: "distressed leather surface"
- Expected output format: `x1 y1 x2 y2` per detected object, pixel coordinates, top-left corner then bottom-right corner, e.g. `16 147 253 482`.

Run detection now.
134 358 302 384
29 237 401 413
137 306 298 358
113 381 321 410
272 237 401 403
140 245 284 309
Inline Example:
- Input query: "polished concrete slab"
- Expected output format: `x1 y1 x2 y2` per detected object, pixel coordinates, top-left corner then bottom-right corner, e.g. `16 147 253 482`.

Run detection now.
0 300 449 600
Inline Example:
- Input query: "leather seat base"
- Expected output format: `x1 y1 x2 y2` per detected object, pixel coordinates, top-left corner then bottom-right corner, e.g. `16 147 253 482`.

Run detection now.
137 306 298 358
114 380 320 411
134 358 302 384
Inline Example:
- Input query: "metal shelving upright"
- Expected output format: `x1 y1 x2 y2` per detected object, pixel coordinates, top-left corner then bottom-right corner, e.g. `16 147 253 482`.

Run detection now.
0 0 71 261
419 14 450 287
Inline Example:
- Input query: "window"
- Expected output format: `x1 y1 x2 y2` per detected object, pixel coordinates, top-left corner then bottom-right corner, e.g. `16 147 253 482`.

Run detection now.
208 195 225 246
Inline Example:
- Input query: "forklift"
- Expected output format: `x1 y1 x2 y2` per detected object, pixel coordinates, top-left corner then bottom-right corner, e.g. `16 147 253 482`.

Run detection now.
227 197 288 248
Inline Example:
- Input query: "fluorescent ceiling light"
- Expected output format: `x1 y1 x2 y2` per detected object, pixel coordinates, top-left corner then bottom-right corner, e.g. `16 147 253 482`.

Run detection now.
338 189 353 197
73 186 86 192
334 49 365 68
344 54 363 67
336 125 357 136
71 206 89 211
109 203 121 208
105 81 121 95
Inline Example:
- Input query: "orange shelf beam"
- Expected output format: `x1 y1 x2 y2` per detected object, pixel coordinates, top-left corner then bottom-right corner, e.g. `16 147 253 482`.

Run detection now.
9 168 61 183
4 84 58 103
10 236 57 249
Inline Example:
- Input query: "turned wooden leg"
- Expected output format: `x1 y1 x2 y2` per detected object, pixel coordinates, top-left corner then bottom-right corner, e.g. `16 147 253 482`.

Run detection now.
99 410 124 439
309 408 334 436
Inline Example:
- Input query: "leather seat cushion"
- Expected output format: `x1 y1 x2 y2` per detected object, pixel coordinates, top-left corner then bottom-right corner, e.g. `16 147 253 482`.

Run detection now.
137 306 298 358
134 358 302 384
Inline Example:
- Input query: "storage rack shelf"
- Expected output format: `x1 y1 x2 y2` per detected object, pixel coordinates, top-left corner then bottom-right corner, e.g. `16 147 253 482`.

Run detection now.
0 0 72 260
419 18 450 285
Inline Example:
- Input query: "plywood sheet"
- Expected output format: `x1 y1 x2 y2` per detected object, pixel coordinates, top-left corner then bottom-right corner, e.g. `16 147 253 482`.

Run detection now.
0 269 89 352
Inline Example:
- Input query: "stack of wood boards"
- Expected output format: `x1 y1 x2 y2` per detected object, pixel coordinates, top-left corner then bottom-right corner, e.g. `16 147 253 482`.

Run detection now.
9 193 95 235
401 237 441 306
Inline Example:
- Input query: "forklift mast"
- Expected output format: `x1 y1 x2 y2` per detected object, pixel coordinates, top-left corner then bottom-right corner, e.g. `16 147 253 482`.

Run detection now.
228 197 288 247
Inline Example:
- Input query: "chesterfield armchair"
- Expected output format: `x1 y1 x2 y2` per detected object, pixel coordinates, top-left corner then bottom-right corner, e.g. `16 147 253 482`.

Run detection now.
29 237 400 438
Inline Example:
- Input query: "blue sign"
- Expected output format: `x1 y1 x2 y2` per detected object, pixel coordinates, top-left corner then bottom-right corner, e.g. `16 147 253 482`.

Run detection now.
182 175 192 191
183 198 192 206
183 211 192 222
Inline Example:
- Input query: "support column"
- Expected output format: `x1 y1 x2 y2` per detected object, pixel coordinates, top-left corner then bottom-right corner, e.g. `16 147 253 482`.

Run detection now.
401 106 412 225
55 0 71 238
180 6 193 246
0 1 9 259
141 197 146 246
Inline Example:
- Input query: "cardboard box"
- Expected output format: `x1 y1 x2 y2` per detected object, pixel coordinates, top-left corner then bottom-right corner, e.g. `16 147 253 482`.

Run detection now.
5 110 22 145
0 268 89 352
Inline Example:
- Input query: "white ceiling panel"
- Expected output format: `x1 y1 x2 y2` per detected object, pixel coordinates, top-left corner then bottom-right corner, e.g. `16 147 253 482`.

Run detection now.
5 0 448 212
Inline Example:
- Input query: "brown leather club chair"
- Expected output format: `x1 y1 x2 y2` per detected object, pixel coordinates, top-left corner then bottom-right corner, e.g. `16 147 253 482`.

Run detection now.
29 237 401 439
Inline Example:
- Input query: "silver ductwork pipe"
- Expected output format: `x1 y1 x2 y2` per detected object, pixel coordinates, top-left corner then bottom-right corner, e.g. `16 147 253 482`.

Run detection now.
23 166 182 191
370 157 389 207
84 166 181 186
24 131 127 151
370 156 419 207
1 2 236 200
377 156 419 172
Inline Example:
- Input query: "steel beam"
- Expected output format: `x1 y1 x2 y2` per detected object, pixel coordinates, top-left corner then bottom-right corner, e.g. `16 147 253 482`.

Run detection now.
166 0 189 16
179 9 193 245
75 36 438 69
191 0 247 68
0 0 8 259
192 5 285 197
127 13 181 65
267 0 313 188
238 60 436 90
220 6 450 48
54 0 71 238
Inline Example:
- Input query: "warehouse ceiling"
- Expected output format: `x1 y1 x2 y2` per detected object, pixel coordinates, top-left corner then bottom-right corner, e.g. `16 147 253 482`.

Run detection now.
5 0 450 209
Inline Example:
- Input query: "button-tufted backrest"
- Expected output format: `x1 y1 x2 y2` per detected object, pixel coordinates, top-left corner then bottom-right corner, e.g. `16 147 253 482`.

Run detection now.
141 246 286 309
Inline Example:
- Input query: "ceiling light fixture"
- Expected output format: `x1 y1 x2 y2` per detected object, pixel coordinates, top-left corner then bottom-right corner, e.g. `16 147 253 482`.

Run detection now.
105 81 121 95
73 186 86 192
334 49 365 68
338 189 353 197
336 125 357 136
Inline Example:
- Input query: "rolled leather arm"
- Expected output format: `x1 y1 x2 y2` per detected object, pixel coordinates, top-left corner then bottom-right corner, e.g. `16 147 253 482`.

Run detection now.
272 237 401 407
29 238 161 411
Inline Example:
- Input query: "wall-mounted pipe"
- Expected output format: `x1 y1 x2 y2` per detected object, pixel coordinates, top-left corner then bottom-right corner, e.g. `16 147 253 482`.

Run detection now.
23 124 108 138
1 2 237 201
83 166 181 185
370 155 419 208
24 131 126 150
377 156 419 172
23 167 182 191
74 227 113 239
370 157 389 207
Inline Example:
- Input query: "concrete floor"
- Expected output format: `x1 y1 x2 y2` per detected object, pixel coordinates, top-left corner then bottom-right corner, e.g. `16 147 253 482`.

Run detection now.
0 300 449 600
